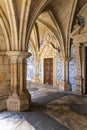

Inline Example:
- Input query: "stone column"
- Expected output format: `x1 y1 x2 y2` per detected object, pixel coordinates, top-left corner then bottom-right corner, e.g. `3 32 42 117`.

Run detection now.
10 56 18 97
60 57 71 91
73 44 82 94
10 62 14 93
33 57 40 82
6 51 31 111
18 56 25 94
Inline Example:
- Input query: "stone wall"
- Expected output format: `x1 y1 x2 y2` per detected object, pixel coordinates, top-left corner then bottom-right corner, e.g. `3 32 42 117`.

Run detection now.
0 55 11 110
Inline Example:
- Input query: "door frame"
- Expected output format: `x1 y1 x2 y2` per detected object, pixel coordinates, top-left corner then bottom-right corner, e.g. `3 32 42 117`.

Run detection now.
42 55 57 86
39 43 58 86
44 58 53 85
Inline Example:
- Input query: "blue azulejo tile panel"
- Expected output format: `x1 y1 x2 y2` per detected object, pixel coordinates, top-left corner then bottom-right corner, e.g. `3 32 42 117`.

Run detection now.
27 46 35 81
57 52 62 83
69 45 76 91
38 56 42 79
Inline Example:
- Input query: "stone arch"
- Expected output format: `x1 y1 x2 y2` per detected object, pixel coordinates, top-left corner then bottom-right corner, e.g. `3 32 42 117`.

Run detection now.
26 0 52 48
5 0 18 50
0 17 10 51
19 0 31 51
40 42 58 55
49 11 65 58
0 6 11 51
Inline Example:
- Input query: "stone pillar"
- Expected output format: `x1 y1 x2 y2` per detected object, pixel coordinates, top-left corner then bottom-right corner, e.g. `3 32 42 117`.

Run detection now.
60 57 71 91
10 62 14 93
11 56 18 96
73 44 82 94
33 57 40 82
6 51 31 111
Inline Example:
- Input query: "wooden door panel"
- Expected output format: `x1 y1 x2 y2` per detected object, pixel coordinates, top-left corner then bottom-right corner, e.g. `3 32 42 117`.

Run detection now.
44 58 53 85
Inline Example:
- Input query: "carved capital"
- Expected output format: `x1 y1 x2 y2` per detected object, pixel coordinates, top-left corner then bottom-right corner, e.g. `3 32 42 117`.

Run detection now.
6 51 31 64
10 56 18 64
73 43 80 48
6 51 31 57
60 57 71 62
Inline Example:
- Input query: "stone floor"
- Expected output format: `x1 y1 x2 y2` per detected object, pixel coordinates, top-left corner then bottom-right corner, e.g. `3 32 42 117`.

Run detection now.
0 82 87 130
45 95 87 130
0 112 36 130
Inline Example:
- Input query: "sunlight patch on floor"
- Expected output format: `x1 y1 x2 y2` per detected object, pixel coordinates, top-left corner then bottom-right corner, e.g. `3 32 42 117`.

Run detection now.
0 117 35 130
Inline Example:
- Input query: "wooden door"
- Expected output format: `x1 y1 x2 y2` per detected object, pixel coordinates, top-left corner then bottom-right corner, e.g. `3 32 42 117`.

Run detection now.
44 58 53 85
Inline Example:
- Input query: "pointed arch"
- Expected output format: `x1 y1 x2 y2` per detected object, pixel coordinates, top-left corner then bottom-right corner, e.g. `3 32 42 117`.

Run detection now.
5 0 18 50
67 0 78 57
0 6 11 50
19 0 31 51
48 11 65 57
0 17 10 51
39 42 58 55
26 0 52 50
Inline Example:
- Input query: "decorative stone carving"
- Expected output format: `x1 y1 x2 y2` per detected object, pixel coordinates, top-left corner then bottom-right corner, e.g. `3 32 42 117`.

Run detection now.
77 16 85 27
40 43 57 58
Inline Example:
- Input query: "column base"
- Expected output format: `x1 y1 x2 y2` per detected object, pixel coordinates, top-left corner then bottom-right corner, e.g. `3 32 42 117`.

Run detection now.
60 80 71 91
75 76 82 95
32 77 40 83
7 93 31 112
64 83 71 91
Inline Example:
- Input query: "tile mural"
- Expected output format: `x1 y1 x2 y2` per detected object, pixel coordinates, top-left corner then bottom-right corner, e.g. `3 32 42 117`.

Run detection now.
38 56 42 79
27 46 35 81
27 45 76 91
57 52 62 83
69 45 76 91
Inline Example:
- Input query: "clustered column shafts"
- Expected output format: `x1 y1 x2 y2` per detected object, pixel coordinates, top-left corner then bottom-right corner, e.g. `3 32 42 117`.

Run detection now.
18 56 26 94
6 51 31 111
10 56 18 96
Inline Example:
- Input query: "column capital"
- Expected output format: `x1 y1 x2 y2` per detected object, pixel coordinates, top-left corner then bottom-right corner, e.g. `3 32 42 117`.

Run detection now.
6 51 31 64
60 57 71 61
6 51 31 57
10 56 18 64
73 43 80 48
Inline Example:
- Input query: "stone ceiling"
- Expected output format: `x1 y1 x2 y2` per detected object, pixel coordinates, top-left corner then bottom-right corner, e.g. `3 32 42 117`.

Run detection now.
0 0 87 56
